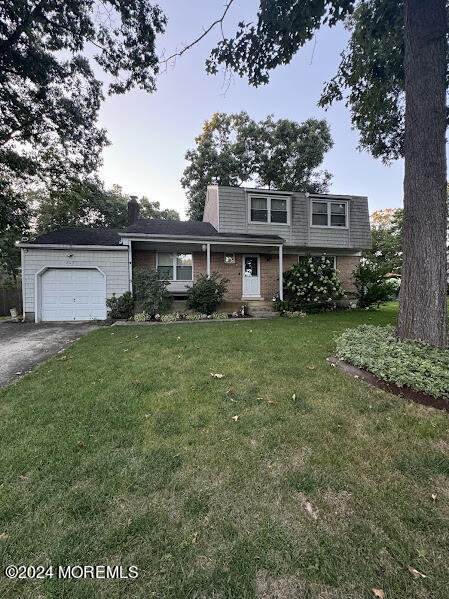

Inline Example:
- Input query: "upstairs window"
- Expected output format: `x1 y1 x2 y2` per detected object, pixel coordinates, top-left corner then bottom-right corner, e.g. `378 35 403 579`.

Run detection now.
311 200 347 228
249 196 289 224
157 253 193 281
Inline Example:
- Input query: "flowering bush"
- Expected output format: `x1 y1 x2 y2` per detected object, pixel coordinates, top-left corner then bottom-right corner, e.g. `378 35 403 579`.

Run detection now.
212 312 229 320
354 261 395 309
336 325 449 400
284 311 307 318
278 255 345 314
133 312 147 322
186 312 202 321
161 313 179 322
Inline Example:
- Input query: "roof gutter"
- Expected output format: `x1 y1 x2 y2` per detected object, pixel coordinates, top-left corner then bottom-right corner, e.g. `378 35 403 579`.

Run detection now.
119 233 284 245
18 243 127 250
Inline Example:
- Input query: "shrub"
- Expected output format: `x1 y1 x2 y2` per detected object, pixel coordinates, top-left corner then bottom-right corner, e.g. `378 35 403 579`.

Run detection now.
354 262 393 309
212 312 228 320
161 313 179 322
283 311 307 319
132 268 173 317
106 291 134 319
186 313 202 321
186 272 229 315
280 255 345 314
336 325 449 400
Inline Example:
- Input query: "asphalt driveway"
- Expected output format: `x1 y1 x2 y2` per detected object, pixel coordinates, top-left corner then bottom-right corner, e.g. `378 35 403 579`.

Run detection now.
0 321 100 387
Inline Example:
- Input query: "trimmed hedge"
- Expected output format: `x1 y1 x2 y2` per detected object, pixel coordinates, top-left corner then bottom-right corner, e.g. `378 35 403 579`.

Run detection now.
335 325 449 400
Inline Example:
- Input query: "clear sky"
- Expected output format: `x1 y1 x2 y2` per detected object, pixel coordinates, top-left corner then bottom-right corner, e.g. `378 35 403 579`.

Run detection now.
98 0 405 219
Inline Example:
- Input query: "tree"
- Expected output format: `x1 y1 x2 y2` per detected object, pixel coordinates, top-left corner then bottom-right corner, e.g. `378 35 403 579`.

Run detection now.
206 0 448 347
364 209 403 274
33 180 179 234
0 1 167 235
182 112 333 220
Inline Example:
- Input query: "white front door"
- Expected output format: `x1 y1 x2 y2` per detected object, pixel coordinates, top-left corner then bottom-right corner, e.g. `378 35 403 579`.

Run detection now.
242 255 260 297
41 268 106 321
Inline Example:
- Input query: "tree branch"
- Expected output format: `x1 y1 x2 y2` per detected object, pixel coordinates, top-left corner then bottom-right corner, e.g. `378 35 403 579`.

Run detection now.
0 0 48 53
159 0 235 68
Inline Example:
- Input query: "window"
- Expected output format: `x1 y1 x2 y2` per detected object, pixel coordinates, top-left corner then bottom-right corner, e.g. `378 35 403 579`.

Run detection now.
311 200 347 228
271 198 287 223
250 197 268 222
249 195 289 224
157 253 193 281
224 253 235 264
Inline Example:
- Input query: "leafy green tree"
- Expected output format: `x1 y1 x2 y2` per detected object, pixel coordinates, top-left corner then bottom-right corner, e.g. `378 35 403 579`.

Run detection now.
33 181 179 234
182 112 332 220
363 209 403 274
206 0 448 347
1 0 167 235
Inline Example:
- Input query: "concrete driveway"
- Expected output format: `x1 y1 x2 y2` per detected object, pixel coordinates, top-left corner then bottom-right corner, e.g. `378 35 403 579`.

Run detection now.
0 321 100 387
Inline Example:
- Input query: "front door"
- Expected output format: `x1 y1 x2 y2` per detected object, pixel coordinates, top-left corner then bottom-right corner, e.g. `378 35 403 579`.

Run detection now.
242 255 260 297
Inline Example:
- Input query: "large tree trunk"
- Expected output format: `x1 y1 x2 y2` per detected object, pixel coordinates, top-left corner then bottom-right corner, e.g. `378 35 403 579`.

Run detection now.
397 0 448 348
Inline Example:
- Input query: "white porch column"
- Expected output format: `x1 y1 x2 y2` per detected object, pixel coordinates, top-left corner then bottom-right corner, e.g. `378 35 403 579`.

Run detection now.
206 242 211 278
127 239 133 293
278 245 283 301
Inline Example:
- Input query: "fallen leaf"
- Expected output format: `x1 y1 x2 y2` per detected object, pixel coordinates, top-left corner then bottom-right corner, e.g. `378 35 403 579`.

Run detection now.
292 393 296 400
257 397 263 401
135 335 139 338
77 440 86 447
177 355 182 359
144 414 151 419
330 363 336 367
0 532 7 541
431 493 437 501
250 330 253 333
195 345 200 350
57 355 68 361
232 415 239 422
226 389 233 395
123 349 128 352
302 500 319 520
211 373 224 378
408 566 426 579
192 532 198 544
354 375 359 379
191 386 196 390
132 380 141 385
177 336 181 341
268 400 278 405
372 589 384 599
15 371 22 375
307 365 315 370
19 475 28 481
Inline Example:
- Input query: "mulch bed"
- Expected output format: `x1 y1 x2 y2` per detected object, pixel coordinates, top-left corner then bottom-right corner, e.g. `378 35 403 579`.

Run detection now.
329 357 449 414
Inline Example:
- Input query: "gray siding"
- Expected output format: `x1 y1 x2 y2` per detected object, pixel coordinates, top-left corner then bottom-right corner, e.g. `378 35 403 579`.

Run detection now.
214 186 371 250
203 186 219 229
21 248 129 314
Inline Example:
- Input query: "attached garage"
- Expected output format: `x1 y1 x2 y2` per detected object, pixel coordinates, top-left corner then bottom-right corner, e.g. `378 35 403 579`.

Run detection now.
40 267 107 321
19 228 130 322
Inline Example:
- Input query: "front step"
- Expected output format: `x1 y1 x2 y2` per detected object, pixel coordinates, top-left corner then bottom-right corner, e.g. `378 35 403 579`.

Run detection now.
245 300 278 318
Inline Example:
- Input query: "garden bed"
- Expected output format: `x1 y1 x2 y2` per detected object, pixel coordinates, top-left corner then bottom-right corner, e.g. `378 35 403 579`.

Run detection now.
334 324 449 410
329 357 449 413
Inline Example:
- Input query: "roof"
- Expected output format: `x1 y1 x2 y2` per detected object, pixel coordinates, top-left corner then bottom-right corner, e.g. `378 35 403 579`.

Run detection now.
20 220 283 247
24 228 122 246
122 219 282 240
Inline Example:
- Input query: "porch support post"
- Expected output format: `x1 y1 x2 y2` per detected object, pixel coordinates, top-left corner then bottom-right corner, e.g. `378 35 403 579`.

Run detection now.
278 245 283 301
127 239 133 293
206 242 211 278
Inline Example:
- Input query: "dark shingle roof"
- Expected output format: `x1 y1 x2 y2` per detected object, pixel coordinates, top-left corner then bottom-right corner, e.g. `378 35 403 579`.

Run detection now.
23 220 283 246
123 219 282 240
27 228 122 246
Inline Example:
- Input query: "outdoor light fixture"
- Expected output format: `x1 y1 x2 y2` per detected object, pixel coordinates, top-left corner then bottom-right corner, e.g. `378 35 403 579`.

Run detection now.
201 244 207 252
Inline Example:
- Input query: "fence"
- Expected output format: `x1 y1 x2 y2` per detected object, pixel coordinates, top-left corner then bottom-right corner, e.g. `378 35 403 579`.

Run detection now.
0 286 22 316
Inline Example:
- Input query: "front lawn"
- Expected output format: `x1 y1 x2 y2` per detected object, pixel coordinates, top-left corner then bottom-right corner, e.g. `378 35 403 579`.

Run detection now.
1 303 449 598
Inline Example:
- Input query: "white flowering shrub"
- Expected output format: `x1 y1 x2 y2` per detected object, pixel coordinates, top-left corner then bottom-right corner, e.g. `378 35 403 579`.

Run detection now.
279 255 345 313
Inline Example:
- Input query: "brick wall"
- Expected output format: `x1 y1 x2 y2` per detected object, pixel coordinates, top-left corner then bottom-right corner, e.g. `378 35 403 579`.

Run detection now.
132 249 360 299
336 255 360 293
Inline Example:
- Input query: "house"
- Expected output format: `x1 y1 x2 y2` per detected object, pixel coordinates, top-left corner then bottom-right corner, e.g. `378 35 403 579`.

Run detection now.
18 186 371 321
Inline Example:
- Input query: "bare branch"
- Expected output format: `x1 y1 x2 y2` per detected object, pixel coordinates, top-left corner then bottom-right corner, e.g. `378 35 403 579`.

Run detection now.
159 0 235 69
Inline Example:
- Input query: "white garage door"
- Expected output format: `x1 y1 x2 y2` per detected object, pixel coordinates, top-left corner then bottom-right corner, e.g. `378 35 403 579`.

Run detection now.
41 268 106 321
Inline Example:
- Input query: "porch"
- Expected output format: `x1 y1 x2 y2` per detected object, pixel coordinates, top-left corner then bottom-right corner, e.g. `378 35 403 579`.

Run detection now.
127 237 286 302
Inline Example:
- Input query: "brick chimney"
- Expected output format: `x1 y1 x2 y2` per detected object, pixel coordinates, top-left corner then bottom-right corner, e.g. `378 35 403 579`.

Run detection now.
127 195 140 226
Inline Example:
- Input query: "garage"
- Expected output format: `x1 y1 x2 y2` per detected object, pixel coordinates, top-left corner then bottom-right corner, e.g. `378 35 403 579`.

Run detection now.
40 267 107 321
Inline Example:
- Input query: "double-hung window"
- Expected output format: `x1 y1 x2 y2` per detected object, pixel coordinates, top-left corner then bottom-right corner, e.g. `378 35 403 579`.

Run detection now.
157 253 193 281
311 200 347 228
249 195 288 224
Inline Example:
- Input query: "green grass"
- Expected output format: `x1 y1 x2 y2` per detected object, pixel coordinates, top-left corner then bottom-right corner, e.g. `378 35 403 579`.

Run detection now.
1 302 449 598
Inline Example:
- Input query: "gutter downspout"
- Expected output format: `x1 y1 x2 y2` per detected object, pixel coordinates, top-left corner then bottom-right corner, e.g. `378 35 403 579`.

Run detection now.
21 248 26 322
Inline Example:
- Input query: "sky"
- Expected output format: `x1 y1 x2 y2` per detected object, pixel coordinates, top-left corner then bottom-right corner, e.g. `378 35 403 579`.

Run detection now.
98 0 405 219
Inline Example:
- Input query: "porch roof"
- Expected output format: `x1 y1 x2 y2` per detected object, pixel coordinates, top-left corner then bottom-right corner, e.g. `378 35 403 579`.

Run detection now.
120 219 283 243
